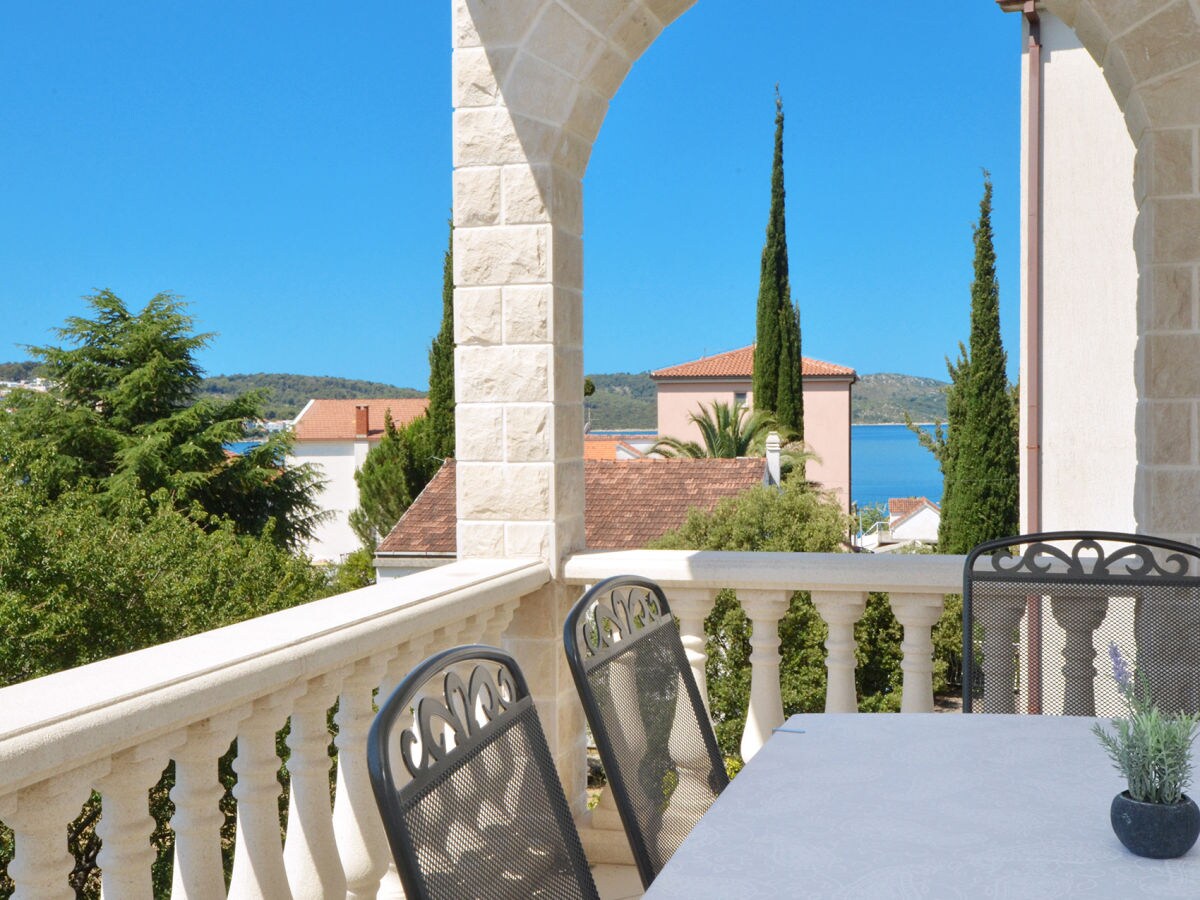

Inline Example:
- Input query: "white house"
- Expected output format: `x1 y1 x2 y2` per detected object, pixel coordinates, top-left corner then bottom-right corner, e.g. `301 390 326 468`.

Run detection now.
288 397 429 563
859 497 941 553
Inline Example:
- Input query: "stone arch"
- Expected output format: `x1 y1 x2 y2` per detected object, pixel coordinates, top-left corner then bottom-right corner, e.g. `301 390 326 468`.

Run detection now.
452 0 1200 567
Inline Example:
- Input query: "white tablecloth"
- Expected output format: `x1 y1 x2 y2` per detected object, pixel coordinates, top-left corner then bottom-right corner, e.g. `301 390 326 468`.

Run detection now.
644 713 1200 898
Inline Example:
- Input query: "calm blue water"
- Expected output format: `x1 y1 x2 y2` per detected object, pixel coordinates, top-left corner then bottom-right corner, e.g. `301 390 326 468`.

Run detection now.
226 440 264 455
852 424 942 511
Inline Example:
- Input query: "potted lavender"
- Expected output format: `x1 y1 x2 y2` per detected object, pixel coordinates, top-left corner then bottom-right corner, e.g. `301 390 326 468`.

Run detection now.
1093 644 1200 858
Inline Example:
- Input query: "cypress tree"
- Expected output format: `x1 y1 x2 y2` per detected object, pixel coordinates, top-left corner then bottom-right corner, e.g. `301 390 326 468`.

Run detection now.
753 88 803 436
942 174 1018 553
427 220 455 460
349 411 436 550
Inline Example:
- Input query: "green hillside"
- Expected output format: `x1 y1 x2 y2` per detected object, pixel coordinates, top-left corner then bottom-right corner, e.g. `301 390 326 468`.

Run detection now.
585 372 656 430
199 373 424 420
852 373 948 424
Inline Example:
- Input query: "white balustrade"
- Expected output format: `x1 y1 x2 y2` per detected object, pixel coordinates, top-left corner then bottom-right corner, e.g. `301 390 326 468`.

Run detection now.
0 550 970 895
738 590 791 761
1050 592 1109 716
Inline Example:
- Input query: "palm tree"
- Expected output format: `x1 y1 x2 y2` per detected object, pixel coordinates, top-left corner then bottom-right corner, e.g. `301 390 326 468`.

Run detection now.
652 400 778 458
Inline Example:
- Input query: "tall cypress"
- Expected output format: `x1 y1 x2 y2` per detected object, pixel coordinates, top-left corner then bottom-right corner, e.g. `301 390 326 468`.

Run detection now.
942 174 1018 553
427 220 455 460
753 88 803 436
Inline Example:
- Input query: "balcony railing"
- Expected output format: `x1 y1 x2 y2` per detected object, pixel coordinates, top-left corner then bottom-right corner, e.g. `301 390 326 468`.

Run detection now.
0 550 963 897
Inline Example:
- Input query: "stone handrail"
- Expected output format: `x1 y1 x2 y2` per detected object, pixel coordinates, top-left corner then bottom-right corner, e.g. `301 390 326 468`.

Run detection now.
563 549 966 759
0 558 549 899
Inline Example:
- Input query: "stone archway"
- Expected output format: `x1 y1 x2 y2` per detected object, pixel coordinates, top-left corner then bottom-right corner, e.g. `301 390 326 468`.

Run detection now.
451 0 1200 564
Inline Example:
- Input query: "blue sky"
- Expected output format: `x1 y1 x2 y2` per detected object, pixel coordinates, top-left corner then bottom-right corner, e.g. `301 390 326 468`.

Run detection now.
1 2 1021 388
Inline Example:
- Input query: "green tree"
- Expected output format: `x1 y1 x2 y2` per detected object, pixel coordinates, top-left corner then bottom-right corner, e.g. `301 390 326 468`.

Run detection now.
427 221 455 460
348 412 437 549
0 291 325 551
650 482 887 755
651 400 777 459
941 174 1019 554
752 88 804 438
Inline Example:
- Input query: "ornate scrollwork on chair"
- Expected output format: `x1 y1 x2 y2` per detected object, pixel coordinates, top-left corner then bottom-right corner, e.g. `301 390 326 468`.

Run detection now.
963 531 1200 717
574 580 668 661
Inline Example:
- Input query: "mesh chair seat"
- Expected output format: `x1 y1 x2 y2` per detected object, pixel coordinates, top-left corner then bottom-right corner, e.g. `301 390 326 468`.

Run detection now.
564 576 728 888
963 531 1200 716
368 645 599 900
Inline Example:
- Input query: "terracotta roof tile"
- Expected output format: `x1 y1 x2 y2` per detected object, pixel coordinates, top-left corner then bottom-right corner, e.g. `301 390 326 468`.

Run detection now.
651 345 855 379
584 437 622 461
377 457 767 555
888 496 940 518
293 398 428 441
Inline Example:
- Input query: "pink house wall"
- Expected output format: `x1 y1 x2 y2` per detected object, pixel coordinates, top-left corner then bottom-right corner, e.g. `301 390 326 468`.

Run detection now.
655 376 853 512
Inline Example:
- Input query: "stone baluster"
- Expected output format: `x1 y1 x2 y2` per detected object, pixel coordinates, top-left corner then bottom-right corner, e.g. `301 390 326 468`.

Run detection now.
738 589 791 761
975 596 1028 714
96 736 182 900
811 591 869 713
227 693 296 900
7 767 103 900
670 588 719 716
1050 592 1109 716
482 599 519 647
374 636 433 900
888 593 945 713
283 673 346 900
332 652 395 900
171 714 242 900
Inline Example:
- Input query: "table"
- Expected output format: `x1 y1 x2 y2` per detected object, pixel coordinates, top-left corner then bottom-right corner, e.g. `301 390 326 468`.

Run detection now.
644 713 1200 898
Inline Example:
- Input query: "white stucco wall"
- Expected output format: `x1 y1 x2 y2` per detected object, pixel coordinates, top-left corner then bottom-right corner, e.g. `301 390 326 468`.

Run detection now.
1021 12 1138 533
288 439 370 563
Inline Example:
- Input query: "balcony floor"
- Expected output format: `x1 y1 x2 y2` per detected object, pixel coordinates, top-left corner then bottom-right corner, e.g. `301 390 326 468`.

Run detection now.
593 864 643 899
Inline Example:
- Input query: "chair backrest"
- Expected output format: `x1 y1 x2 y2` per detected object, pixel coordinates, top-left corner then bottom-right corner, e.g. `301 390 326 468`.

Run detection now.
367 645 599 900
564 576 728 888
963 531 1200 716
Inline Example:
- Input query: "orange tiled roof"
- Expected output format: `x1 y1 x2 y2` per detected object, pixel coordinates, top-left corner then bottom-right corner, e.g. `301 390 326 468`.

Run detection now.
888 496 940 519
584 437 623 461
377 457 767 555
651 345 855 379
292 398 428 441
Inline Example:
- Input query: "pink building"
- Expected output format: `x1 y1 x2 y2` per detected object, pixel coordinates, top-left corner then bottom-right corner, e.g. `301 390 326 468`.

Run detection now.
651 345 856 511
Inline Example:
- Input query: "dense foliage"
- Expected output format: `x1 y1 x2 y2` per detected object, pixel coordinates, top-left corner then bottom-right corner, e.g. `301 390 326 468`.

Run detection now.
584 372 657 430
937 176 1019 553
0 361 40 382
427 221 456 459
349 412 438 549
752 89 803 438
0 292 325 551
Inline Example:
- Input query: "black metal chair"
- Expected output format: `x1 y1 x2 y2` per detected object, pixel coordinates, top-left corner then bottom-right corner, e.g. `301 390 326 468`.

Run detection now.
367 645 599 900
963 531 1200 716
564 576 728 888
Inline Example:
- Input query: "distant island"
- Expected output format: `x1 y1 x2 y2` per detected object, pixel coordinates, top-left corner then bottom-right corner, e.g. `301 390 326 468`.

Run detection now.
2 363 947 429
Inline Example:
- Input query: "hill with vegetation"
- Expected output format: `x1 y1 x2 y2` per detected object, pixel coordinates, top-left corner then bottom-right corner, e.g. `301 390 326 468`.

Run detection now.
853 373 948 424
0 361 40 382
199 373 424 420
586 372 656 430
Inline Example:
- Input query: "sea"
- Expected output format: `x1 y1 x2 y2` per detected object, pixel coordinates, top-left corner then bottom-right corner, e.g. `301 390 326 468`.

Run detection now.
852 423 942 512
226 440 264 455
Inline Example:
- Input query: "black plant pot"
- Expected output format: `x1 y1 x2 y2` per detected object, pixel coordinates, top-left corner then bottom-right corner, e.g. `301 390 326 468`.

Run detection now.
1110 791 1200 859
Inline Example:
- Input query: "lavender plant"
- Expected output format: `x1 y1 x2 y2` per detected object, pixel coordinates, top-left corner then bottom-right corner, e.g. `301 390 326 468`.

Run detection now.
1092 644 1200 804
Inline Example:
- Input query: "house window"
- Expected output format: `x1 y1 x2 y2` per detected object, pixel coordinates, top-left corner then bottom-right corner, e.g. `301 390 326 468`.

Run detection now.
734 392 748 407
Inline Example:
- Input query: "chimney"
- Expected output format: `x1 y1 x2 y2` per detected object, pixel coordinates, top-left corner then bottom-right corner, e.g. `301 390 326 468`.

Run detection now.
355 405 369 439
765 431 782 486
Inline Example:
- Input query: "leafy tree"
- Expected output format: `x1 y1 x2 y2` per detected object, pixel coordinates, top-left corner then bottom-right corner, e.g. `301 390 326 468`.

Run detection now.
650 481 887 756
939 175 1018 554
652 400 777 459
348 412 437 549
0 291 325 550
752 88 804 438
427 221 455 460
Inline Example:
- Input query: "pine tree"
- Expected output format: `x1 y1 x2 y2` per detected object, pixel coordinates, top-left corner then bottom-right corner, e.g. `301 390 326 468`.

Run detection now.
941 174 1018 553
427 220 455 460
752 88 803 437
349 412 436 549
